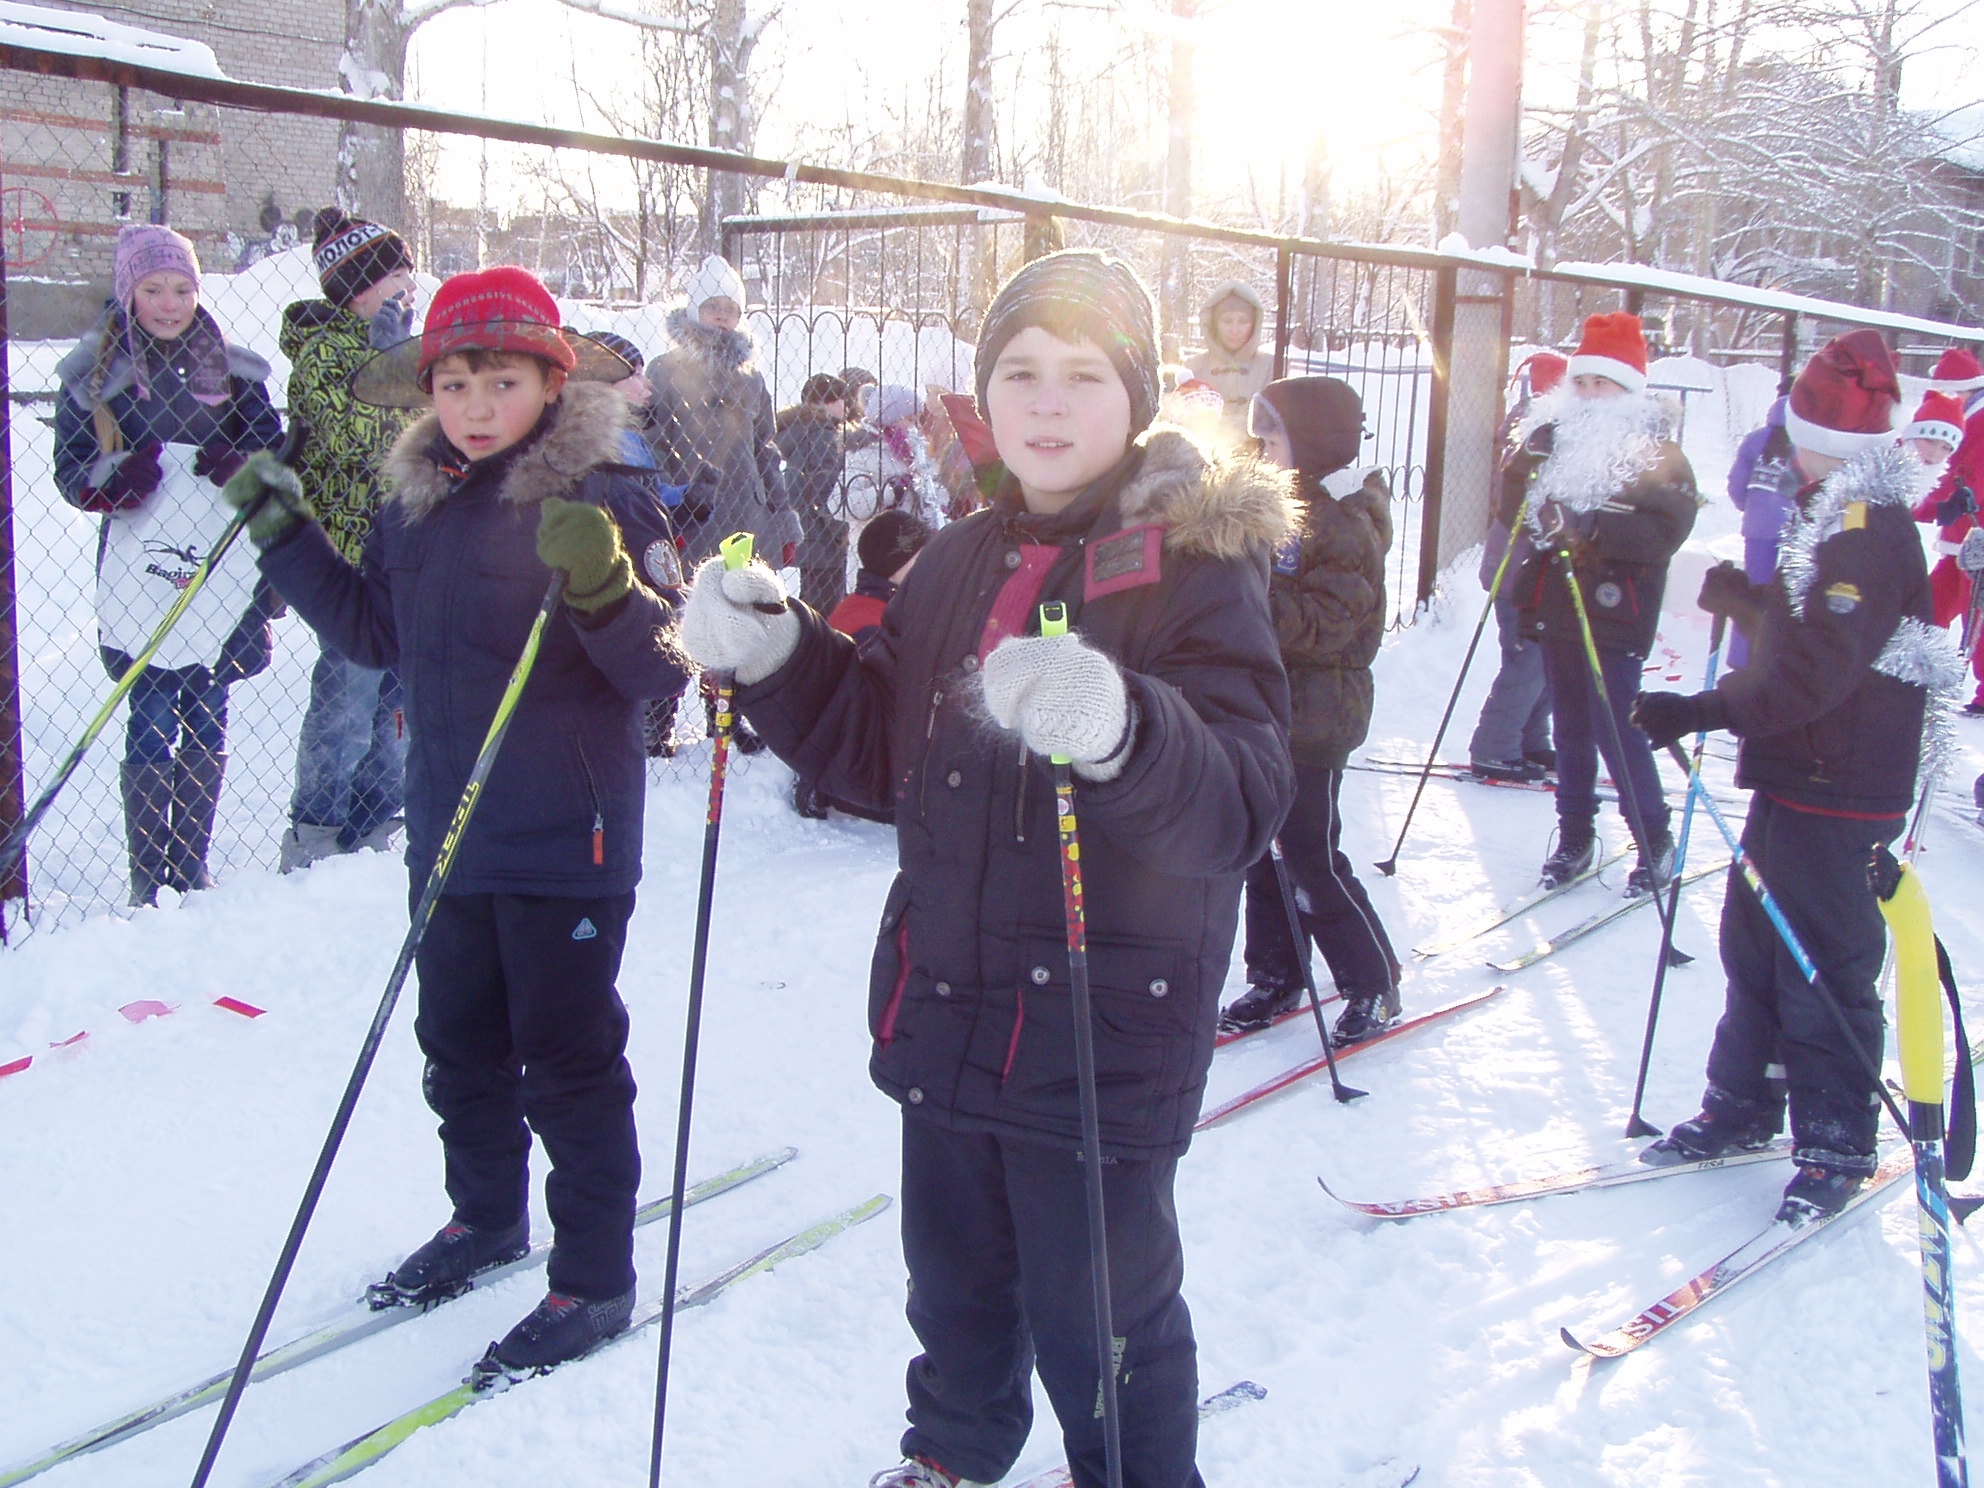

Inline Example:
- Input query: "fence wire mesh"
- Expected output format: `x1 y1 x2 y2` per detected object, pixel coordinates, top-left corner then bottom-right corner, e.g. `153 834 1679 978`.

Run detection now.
0 60 1971 944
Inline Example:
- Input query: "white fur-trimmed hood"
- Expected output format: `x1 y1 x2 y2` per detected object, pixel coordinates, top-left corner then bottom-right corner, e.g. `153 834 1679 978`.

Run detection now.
1115 423 1296 559
385 380 632 519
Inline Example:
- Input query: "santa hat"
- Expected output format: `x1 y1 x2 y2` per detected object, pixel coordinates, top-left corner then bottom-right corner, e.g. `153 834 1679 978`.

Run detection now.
352 265 623 408
683 254 747 316
311 208 412 308
1566 314 1647 395
1932 347 1982 383
1906 390 1965 450
1784 328 1901 460
1516 351 1567 398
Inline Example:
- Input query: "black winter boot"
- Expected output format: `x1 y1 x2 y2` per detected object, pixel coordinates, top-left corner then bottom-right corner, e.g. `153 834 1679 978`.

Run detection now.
1538 818 1599 889
370 1216 530 1308
1640 1108 1780 1167
1776 1162 1869 1224
1332 985 1402 1044
121 759 175 907
1219 982 1305 1033
488 1286 635 1372
1625 819 1675 899
169 748 224 892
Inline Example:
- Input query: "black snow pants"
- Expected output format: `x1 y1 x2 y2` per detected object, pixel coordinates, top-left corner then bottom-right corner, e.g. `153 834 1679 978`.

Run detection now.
1700 795 1899 1173
897 1116 1205 1488
413 890 641 1299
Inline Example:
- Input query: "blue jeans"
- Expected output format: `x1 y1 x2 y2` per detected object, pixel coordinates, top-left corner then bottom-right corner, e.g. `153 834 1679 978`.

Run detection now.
123 663 227 766
290 648 407 842
1468 592 1552 764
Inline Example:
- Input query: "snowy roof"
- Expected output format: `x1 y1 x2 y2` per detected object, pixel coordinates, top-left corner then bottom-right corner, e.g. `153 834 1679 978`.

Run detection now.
0 1 220 77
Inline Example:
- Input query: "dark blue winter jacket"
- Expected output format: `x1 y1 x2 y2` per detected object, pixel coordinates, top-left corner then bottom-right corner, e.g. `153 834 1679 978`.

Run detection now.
258 382 689 896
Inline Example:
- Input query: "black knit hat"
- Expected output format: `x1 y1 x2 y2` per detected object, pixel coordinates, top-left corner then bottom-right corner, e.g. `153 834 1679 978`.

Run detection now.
857 509 932 578
1256 376 1365 478
801 372 850 406
973 249 1160 434
589 331 648 381
312 207 413 308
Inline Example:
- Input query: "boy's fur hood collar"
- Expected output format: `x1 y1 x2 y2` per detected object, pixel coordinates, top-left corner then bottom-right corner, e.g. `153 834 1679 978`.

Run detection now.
387 380 631 519
663 306 759 377
1116 424 1295 558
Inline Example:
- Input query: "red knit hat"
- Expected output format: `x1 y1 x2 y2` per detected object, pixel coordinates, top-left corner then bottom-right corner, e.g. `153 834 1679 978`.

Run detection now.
1567 313 1647 394
1932 347 1983 383
1516 351 1567 397
352 265 624 408
1784 328 1901 460
1906 390 1965 450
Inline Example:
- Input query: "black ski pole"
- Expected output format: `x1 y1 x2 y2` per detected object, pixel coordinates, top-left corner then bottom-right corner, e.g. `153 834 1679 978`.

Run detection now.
1375 497 1530 876
2 423 308 879
649 533 766 1487
1268 845 1367 1103
1658 739 1911 1142
1554 548 1689 967
189 518 561 1488
1624 611 1725 1138
1039 602 1124 1488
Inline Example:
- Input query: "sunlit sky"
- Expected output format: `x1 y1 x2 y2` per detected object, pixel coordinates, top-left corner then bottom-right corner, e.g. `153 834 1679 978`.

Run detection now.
406 0 1981 226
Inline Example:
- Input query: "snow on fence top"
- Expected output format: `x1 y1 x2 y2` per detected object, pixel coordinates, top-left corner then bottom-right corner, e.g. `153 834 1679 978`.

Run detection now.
0 1 220 77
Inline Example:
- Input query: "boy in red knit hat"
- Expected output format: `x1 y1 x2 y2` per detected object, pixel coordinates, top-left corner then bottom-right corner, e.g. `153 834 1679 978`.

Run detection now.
1909 348 1984 709
1505 312 1698 895
220 265 690 1373
1635 328 1944 1221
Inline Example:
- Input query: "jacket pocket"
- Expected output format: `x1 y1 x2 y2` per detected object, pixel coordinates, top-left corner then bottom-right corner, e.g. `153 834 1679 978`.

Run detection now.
867 874 914 1046
992 934 1193 1145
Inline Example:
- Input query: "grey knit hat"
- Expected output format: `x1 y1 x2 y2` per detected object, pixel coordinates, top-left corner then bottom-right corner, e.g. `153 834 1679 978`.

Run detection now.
973 249 1161 434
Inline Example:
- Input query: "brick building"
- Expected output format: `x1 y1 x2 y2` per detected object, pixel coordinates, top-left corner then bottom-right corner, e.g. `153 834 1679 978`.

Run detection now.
0 1 343 336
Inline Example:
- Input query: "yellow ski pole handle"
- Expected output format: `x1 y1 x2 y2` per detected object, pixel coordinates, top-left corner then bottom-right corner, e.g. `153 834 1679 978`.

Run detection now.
1879 861 1944 1106
717 530 788 614
1038 602 1072 767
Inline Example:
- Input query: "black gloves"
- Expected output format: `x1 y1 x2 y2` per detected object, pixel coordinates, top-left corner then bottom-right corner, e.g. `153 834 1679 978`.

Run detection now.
195 443 248 487
1697 560 1761 626
1933 485 1978 528
84 440 164 511
1632 689 1733 749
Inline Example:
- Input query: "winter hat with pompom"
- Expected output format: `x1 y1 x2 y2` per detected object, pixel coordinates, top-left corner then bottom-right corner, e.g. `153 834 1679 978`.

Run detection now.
683 254 747 317
974 249 1160 435
1567 313 1648 395
311 207 412 308
1515 351 1567 398
1784 328 1901 460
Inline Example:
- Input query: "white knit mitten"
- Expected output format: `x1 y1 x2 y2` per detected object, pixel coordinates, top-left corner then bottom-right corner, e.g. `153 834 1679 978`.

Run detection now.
981 632 1134 781
675 556 800 684
1960 527 1984 576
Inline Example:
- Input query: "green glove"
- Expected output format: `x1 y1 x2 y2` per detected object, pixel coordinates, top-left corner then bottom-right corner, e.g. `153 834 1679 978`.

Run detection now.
537 496 632 612
219 451 313 547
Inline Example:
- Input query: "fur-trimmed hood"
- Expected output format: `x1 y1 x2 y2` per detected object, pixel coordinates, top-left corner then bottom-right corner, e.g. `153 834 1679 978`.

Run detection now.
56 311 270 407
386 380 632 520
1116 423 1296 559
661 306 760 379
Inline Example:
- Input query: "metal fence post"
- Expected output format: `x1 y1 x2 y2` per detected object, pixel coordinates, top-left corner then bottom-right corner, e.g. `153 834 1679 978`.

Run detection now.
1417 264 1457 610
0 169 28 933
1779 311 1800 388
1272 244 1292 380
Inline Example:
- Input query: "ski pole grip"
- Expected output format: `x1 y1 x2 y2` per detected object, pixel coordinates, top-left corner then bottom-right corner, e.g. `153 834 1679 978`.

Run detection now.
1875 853 1944 1105
1037 602 1072 767
717 531 787 614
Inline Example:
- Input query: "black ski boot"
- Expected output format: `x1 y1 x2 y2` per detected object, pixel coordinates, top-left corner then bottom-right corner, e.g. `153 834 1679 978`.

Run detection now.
169 747 224 892
484 1286 635 1375
1471 756 1549 784
1219 982 1304 1033
1640 1108 1779 1167
1332 985 1401 1045
1625 823 1675 899
370 1216 530 1309
1538 819 1598 889
1776 1162 1868 1224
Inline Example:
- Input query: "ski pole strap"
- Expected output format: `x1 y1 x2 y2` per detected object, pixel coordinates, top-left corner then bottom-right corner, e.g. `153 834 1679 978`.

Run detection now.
1937 934 1978 1182
1038 601 1072 767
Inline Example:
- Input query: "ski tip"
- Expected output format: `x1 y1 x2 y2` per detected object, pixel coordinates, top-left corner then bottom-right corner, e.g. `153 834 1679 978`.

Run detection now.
1558 1326 1586 1353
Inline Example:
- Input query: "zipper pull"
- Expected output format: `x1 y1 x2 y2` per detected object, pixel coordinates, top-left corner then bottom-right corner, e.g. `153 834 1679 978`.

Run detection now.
592 812 605 866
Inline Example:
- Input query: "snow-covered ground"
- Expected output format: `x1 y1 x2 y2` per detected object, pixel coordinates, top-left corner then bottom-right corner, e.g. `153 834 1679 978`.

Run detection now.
5 462 1984 1486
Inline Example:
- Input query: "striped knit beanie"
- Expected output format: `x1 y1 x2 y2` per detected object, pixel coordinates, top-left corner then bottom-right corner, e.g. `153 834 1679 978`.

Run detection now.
974 249 1160 434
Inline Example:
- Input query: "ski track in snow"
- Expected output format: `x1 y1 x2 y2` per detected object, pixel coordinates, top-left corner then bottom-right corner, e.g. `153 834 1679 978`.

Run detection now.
7 354 1984 1485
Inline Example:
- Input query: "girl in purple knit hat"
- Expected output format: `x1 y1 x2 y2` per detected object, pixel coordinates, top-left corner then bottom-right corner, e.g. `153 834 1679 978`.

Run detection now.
53 223 284 905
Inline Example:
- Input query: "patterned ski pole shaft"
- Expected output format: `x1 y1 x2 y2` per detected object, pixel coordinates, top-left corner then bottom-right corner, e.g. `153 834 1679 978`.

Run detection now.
1875 852 1970 1488
1037 602 1124 1488
650 530 763 1488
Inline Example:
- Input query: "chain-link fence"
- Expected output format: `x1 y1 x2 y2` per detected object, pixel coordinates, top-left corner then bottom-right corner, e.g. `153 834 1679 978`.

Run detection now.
2 41 1978 943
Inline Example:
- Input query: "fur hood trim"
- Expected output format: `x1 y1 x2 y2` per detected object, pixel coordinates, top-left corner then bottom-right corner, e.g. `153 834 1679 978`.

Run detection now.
1117 424 1295 559
56 317 270 407
1779 442 1933 612
663 306 759 377
386 380 632 520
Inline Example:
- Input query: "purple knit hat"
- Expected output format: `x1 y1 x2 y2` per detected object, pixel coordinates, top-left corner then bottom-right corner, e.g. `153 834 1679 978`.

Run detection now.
113 224 201 307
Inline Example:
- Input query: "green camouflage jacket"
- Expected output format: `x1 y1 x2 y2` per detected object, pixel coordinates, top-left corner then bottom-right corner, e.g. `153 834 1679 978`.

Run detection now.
280 300 412 562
